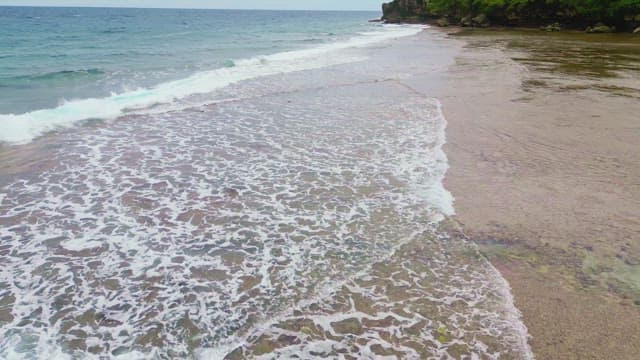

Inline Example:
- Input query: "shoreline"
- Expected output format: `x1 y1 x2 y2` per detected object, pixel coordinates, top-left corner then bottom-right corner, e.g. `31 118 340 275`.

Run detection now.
382 12 640 34
0 27 536 358
431 27 640 358
387 18 640 35
1 19 638 357
380 0 640 34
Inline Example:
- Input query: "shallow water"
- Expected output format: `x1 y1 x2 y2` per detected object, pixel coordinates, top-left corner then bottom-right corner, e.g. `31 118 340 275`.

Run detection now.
459 29 640 98
0 7 379 115
0 27 533 359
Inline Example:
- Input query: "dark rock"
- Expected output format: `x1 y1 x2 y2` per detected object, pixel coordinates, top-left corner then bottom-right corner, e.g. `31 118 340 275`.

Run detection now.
382 0 428 23
472 13 490 27
586 23 615 33
436 18 449 27
382 0 636 29
506 12 521 24
459 14 489 27
460 15 472 27
541 22 562 32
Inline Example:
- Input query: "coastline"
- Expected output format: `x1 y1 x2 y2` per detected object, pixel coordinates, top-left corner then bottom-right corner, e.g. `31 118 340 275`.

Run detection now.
432 27 640 358
0 25 537 358
380 0 640 33
1 15 638 357
389 17 640 36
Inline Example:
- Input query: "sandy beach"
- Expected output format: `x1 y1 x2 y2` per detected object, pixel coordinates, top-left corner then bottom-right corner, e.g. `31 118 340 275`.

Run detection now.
1 12 639 356
436 28 640 359
1 23 537 358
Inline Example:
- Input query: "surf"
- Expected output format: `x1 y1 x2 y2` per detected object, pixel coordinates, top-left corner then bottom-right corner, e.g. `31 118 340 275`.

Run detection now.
0 24 425 145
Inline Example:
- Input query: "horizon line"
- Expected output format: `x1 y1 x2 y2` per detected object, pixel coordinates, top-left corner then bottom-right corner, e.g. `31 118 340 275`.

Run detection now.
0 4 382 12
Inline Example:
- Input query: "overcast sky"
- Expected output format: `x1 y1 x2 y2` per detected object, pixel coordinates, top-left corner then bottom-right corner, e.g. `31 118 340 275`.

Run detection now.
0 0 383 11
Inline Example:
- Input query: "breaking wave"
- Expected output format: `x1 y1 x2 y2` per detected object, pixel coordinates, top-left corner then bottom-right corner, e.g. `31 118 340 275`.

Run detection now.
0 25 425 144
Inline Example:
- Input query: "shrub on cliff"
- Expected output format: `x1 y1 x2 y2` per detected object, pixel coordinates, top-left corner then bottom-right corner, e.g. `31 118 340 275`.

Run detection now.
383 0 640 29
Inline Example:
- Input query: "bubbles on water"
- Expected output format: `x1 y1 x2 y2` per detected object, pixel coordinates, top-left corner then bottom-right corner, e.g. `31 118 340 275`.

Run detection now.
225 231 531 359
0 86 448 357
0 25 423 145
0 33 531 359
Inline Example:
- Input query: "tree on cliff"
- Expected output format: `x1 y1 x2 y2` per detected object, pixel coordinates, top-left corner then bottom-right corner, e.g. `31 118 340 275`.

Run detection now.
382 0 640 29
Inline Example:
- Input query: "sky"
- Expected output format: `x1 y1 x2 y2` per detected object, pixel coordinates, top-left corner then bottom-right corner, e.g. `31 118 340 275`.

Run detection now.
0 0 383 11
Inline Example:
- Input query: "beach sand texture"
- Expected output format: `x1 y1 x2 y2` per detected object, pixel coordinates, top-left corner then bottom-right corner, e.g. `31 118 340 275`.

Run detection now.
438 29 640 359
1 21 639 358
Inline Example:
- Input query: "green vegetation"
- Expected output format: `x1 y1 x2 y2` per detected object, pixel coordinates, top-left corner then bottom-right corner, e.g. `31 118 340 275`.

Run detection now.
383 0 640 30
428 0 639 21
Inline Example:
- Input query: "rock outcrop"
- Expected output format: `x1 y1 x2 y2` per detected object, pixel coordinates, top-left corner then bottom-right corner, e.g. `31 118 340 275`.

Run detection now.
436 17 449 27
460 15 472 27
541 22 563 32
471 14 490 27
586 23 615 33
459 14 491 27
381 0 428 23
380 0 640 33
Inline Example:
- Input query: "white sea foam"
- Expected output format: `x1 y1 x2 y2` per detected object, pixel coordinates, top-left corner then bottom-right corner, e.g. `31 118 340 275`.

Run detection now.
0 26 534 359
0 89 463 358
0 24 425 144
487 261 536 359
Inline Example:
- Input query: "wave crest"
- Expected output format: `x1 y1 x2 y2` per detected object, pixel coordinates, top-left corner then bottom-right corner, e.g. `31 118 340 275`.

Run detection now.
0 25 425 145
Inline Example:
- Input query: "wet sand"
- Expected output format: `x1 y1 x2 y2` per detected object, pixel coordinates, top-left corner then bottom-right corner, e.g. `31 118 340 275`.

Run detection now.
0 30 535 358
435 28 640 359
1 25 638 358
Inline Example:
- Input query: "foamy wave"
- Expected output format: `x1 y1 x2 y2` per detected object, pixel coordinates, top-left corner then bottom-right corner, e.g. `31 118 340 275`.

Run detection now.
0 24 425 145
0 90 455 359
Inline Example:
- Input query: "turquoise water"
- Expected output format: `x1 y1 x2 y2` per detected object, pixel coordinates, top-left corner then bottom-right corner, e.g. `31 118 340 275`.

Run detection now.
0 7 535 359
0 7 378 115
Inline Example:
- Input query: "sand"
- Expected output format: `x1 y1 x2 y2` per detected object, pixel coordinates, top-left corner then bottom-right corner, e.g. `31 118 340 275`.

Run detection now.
435 28 640 359
1 26 638 359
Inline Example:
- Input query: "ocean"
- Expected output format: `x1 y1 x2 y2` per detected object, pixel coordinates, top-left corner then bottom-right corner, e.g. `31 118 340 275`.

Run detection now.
0 6 532 359
0 7 409 143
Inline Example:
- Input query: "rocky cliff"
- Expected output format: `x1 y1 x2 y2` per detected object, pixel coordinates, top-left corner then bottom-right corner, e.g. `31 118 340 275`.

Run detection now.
381 0 429 23
381 0 640 33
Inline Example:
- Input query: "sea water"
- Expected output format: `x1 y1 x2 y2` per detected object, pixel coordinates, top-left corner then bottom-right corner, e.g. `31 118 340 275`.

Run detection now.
0 7 532 359
0 7 409 143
